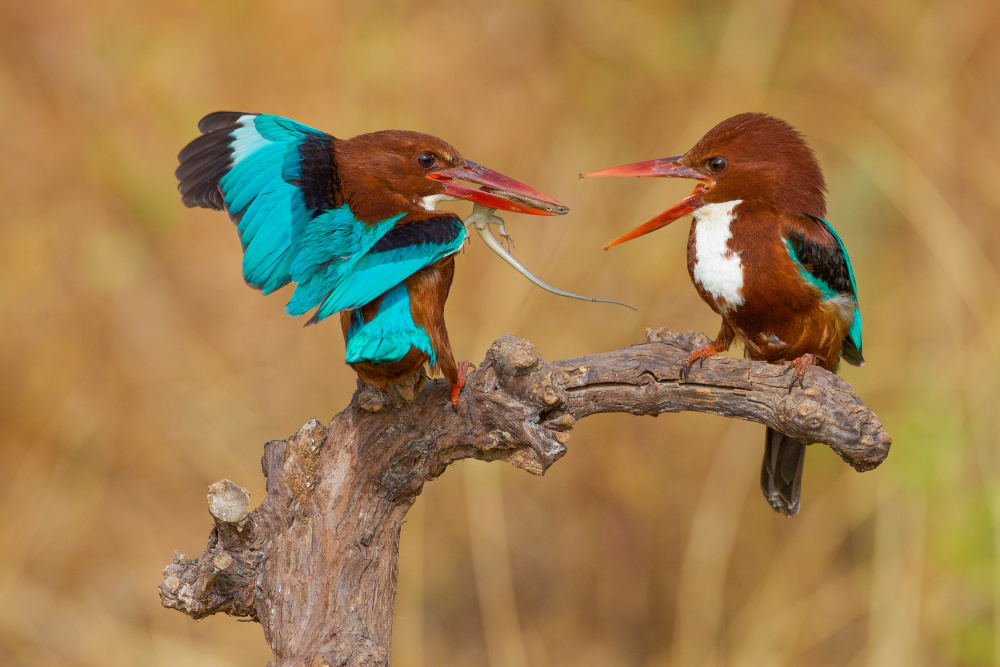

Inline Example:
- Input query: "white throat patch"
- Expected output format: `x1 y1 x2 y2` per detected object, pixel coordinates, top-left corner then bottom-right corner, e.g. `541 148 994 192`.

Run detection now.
420 194 455 211
692 200 744 313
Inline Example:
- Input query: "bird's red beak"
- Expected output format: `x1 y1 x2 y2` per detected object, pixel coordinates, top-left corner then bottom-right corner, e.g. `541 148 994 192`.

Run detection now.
428 161 569 216
584 156 714 249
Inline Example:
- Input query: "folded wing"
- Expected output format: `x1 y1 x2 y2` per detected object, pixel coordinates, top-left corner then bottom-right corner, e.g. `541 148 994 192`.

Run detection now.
784 216 864 365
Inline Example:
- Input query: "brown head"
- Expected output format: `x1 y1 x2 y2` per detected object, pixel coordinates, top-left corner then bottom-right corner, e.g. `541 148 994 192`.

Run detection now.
585 113 826 248
336 130 568 223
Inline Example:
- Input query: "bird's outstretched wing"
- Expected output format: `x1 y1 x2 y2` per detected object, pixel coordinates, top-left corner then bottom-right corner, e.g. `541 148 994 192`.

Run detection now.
784 216 864 365
176 112 465 323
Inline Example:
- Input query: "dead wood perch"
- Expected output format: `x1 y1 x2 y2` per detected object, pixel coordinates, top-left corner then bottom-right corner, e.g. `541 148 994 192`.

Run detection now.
159 329 891 666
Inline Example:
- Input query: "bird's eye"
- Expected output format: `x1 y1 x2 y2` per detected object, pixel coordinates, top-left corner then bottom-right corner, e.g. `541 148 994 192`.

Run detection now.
417 152 437 168
708 157 727 173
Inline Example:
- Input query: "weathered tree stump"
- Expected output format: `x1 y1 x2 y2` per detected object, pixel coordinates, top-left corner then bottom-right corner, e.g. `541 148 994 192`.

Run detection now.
159 329 891 666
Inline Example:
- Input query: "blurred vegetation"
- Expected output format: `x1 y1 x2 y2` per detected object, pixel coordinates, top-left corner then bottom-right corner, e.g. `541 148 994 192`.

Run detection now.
1 0 999 664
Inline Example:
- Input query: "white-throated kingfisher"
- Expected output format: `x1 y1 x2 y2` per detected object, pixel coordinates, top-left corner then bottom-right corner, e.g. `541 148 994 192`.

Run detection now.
586 112 863 516
177 112 568 408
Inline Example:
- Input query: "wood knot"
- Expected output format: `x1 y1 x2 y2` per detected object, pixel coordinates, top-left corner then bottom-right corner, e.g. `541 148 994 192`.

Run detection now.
795 397 824 428
545 413 575 431
510 346 540 370
542 386 561 405
490 335 544 378
645 327 671 343
207 480 250 524
212 552 233 571
796 398 819 417
530 372 568 411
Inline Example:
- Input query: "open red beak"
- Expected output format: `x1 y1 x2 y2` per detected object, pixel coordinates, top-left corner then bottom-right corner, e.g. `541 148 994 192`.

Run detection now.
428 161 569 216
584 156 714 249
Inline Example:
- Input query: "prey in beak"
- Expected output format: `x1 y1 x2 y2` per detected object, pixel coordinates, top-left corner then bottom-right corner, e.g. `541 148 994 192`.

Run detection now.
427 161 570 216
583 156 715 249
429 160 632 310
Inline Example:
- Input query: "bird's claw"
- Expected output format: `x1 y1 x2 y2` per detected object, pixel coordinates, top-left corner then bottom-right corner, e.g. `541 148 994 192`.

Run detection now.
786 353 816 392
680 343 718 381
450 360 476 410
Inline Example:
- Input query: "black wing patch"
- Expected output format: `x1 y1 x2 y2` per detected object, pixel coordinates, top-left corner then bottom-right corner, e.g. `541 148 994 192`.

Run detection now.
370 214 465 253
784 216 856 299
295 133 343 215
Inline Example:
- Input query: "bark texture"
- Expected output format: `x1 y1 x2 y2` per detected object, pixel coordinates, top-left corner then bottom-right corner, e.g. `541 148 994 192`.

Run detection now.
159 329 891 666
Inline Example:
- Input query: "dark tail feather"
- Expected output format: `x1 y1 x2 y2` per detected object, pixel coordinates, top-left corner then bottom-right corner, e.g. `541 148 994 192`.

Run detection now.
841 337 865 367
761 427 805 516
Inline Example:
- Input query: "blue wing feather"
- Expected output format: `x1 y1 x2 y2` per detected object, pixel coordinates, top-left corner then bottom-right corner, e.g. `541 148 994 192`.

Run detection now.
237 183 287 247
289 206 401 283
224 150 285 213
216 115 320 290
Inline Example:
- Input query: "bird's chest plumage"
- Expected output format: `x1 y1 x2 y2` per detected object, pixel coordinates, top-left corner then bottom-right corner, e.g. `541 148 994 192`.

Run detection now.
686 200 745 315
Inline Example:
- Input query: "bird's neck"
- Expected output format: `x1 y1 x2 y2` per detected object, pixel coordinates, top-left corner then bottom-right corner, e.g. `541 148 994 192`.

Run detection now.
334 139 425 224
693 200 792 242
339 181 421 224
691 200 742 228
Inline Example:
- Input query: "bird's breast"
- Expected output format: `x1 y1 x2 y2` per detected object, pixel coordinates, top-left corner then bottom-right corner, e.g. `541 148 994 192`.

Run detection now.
689 200 744 315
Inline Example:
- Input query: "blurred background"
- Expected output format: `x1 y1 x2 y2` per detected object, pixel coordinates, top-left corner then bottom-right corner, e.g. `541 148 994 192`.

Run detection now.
1 0 998 664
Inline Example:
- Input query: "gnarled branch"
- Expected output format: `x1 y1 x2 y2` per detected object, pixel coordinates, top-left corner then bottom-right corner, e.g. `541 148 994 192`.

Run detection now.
159 329 890 666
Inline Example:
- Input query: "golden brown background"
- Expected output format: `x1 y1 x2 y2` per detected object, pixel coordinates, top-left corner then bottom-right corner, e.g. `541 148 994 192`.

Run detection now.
2 0 999 664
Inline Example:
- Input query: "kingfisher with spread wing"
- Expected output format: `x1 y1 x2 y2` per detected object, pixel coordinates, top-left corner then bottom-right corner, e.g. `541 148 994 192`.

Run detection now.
587 113 863 516
177 112 568 407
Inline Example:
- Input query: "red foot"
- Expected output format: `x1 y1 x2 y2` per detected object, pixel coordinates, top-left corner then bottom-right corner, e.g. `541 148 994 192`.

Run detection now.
450 361 476 410
681 343 719 381
787 353 817 391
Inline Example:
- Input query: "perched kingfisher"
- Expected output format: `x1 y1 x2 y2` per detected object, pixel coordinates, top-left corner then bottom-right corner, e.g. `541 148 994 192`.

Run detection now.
177 112 567 407
586 112 863 516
